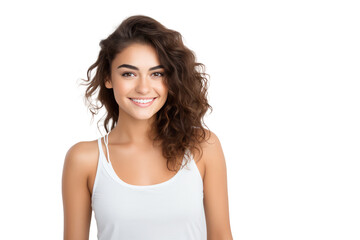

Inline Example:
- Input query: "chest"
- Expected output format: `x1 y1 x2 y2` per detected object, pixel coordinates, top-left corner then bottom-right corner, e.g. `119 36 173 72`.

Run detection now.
90 163 207 239
88 140 205 196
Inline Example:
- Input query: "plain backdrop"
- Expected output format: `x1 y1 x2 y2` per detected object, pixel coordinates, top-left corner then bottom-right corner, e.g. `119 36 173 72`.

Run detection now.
0 0 359 239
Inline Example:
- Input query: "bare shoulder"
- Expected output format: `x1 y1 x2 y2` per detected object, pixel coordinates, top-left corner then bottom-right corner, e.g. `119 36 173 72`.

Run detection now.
62 139 99 239
64 140 98 165
196 129 224 165
200 129 221 149
199 129 233 238
63 139 99 185
191 129 225 177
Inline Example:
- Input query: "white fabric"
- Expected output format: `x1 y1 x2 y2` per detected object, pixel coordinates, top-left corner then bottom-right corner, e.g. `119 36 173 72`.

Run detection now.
91 133 207 240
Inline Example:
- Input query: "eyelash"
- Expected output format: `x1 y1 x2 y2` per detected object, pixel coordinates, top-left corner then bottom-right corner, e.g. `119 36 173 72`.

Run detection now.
122 72 164 77
152 72 164 77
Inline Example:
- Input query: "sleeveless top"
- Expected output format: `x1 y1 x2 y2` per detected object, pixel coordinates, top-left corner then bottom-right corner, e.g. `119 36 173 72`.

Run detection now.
91 132 207 239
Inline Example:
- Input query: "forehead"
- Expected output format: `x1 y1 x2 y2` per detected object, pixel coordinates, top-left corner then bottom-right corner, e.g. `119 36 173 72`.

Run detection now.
112 43 160 68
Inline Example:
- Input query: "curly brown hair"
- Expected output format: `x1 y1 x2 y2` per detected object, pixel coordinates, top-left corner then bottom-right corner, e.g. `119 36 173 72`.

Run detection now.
80 15 213 171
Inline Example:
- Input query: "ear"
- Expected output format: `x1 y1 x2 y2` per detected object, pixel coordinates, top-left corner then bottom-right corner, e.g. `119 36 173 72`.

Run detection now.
105 77 113 89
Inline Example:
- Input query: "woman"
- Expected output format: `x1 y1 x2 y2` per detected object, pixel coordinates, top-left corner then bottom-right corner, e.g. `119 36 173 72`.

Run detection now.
62 15 233 240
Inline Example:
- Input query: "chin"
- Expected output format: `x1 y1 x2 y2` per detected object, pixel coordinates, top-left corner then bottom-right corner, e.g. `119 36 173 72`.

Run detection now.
131 113 157 121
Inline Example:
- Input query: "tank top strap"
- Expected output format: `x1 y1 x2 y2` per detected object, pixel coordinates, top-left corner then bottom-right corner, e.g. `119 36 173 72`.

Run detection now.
104 132 111 164
97 132 112 165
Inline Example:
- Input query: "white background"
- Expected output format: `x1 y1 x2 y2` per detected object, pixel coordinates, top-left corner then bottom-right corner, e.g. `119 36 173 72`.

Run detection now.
0 0 359 239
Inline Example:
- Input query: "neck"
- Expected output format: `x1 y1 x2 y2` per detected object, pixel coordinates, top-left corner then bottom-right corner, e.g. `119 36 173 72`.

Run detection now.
109 111 157 146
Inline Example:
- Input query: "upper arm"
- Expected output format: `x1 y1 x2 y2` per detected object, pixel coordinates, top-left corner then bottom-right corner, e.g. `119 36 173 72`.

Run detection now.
202 130 233 240
62 142 92 240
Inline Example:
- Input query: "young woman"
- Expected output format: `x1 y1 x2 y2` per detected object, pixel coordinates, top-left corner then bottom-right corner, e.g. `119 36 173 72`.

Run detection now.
62 15 233 240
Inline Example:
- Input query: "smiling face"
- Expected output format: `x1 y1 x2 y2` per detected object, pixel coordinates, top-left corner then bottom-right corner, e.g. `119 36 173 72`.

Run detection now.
105 43 168 121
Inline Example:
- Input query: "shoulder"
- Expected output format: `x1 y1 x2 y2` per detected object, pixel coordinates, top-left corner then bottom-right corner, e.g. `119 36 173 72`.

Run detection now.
200 129 224 166
193 129 225 171
62 140 99 238
63 139 99 181
65 140 98 164
199 130 233 238
195 128 222 155
199 129 221 149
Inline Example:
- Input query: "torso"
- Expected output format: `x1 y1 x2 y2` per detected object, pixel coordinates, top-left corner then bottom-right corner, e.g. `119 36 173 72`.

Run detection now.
86 138 206 196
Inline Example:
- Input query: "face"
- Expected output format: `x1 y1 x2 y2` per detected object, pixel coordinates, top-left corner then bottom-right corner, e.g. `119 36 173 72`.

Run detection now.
105 43 168 121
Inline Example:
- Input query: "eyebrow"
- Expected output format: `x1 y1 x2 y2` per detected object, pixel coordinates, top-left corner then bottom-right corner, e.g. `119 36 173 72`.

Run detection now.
117 64 164 71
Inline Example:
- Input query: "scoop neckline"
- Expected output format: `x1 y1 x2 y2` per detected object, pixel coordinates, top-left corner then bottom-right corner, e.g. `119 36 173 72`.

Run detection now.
99 136 188 189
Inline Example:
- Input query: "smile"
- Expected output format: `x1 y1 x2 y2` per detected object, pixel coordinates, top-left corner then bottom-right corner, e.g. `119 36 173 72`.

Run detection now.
129 97 157 107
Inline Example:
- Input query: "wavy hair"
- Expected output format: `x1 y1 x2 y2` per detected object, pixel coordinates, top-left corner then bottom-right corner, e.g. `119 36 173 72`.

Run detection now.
80 15 213 171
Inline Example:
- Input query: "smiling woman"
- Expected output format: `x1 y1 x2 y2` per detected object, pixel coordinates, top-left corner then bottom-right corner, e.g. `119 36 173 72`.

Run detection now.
62 15 233 240
104 43 169 121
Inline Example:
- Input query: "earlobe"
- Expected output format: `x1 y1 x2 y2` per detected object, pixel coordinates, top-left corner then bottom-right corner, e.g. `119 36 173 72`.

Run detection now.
105 78 113 89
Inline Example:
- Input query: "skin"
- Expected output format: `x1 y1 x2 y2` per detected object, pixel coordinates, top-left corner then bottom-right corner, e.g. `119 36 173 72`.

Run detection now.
62 43 233 239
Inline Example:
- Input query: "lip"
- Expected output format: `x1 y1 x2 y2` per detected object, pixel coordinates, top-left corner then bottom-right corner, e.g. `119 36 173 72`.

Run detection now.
129 97 157 108
129 97 157 99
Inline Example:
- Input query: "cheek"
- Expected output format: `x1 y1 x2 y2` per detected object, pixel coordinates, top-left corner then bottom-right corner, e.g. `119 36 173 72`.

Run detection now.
113 82 132 94
159 81 169 94
111 84 132 104
159 86 168 97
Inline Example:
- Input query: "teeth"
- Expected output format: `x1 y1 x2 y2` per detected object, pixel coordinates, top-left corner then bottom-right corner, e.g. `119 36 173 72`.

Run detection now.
131 98 154 103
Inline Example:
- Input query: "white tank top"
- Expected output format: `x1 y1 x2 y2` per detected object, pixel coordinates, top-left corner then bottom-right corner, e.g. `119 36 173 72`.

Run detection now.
91 133 207 239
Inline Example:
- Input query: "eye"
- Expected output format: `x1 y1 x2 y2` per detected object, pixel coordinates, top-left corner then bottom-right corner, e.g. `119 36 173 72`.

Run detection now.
152 72 164 77
122 72 136 77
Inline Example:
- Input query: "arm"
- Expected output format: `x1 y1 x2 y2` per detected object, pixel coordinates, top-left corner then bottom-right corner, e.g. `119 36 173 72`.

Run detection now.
62 142 92 240
202 130 233 240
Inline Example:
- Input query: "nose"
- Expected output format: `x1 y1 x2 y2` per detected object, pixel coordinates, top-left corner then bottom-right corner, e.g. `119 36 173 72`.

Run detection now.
135 75 151 94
